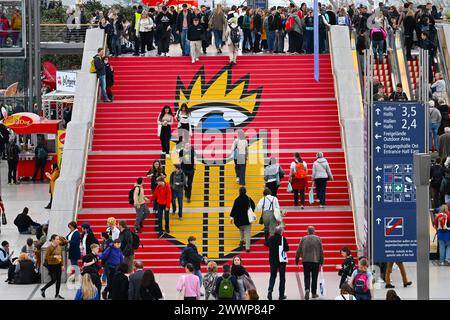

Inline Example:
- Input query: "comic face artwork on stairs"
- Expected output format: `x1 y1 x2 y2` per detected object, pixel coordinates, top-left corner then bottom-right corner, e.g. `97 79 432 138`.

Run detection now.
164 64 272 261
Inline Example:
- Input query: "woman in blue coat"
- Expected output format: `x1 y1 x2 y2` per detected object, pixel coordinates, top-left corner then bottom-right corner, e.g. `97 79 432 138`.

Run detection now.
67 221 81 282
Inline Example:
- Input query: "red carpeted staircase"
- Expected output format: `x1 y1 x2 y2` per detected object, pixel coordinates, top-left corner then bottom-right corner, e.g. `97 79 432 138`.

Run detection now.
77 55 357 273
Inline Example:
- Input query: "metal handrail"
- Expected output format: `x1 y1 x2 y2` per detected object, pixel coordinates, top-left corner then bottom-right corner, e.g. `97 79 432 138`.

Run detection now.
397 29 416 100
436 25 450 103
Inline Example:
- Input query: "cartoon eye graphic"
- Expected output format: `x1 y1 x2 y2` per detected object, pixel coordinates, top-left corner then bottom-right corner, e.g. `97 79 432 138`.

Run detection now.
176 66 262 131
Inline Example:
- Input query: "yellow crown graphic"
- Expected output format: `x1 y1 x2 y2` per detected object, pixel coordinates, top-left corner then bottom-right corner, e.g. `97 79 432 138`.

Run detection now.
175 66 262 128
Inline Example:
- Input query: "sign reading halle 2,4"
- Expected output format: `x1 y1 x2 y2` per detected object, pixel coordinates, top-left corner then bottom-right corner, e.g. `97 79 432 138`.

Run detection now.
372 101 425 262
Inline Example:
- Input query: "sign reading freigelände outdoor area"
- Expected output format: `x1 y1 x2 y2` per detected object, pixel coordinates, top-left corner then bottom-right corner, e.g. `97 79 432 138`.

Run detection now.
371 101 425 262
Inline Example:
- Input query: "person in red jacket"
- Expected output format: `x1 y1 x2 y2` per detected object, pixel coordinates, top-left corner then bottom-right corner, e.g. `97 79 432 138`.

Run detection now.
0 13 10 47
153 176 172 238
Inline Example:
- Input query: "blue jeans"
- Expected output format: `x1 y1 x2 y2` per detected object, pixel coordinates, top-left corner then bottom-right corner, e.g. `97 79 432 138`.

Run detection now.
111 34 121 56
372 40 384 62
213 30 223 49
157 204 170 235
172 189 183 217
430 122 440 151
305 30 313 53
181 29 190 56
243 28 252 51
268 31 275 51
194 269 203 287
315 178 328 205
98 75 109 101
355 292 371 300
438 240 450 262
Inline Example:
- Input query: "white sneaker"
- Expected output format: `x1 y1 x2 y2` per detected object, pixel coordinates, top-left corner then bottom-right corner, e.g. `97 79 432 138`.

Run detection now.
195 58 199 61
236 178 240 183
165 52 170 57
192 59 195 63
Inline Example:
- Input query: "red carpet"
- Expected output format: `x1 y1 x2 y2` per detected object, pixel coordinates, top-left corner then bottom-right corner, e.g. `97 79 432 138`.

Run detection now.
77 55 356 273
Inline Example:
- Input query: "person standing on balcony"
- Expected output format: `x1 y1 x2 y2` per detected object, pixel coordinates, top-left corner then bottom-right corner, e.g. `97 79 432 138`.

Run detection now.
93 48 111 103
131 5 143 56
157 105 173 155
177 4 193 57
136 10 155 56
253 9 263 54
188 17 205 64
155 6 173 57
226 17 240 65
312 152 333 208
273 6 284 54
10 9 21 46
111 13 123 57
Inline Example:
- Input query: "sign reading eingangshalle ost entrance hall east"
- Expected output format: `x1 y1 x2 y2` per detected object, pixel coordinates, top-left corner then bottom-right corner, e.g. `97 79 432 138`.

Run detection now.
371 101 425 262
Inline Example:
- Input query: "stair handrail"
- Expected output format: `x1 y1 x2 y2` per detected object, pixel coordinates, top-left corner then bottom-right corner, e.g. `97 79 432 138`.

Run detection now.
397 29 416 100
435 24 450 104
387 29 402 93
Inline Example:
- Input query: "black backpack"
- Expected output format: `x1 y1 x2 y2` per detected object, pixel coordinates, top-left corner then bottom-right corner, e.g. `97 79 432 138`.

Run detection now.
430 164 444 188
128 186 141 205
179 247 189 267
130 229 141 250
229 25 240 44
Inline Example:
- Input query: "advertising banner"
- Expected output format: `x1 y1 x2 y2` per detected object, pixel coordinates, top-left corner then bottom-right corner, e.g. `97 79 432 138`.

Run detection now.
56 71 77 93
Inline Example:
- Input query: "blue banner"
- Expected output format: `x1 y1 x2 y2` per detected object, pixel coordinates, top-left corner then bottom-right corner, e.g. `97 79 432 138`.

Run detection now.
313 0 319 82
372 101 426 262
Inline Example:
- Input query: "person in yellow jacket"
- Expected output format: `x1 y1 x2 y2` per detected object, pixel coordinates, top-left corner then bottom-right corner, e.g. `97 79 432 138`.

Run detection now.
11 9 21 46
45 163 60 209
261 11 268 52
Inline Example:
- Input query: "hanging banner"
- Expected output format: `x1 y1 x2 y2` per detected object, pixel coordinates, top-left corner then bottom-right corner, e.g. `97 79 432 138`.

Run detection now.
57 129 66 167
371 101 426 262
56 71 77 93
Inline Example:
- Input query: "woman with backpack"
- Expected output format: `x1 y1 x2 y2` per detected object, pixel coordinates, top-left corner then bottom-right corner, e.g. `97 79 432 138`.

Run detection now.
434 205 450 266
157 105 174 155
336 247 355 288
226 17 240 64
176 263 201 300
264 157 285 197
230 187 256 253
203 261 218 300
370 14 388 64
231 130 249 186
312 152 333 208
290 152 308 208
349 258 373 300
256 188 281 246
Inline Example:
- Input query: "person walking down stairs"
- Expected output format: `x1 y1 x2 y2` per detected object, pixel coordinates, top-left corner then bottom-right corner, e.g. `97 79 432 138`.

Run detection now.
170 164 186 221
157 106 174 155
132 177 150 234
188 17 205 64
153 176 172 237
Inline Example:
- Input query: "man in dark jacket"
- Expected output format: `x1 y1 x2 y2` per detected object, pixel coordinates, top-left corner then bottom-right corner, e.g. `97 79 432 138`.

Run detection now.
93 48 111 102
214 264 239 300
182 236 208 286
268 226 289 300
253 10 263 53
389 83 408 101
128 260 145 300
430 158 445 208
14 207 40 234
187 17 205 63
199 5 210 54
273 7 284 53
179 143 196 203
170 164 186 219
32 137 48 182
0 123 9 160
6 138 20 184
155 6 173 56
176 4 193 56
230 187 256 252
131 5 143 56
118 220 134 273
295 226 324 300
81 223 99 256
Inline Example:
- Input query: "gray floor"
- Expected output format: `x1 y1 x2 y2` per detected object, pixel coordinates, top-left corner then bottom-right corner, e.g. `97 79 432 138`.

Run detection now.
0 161 450 300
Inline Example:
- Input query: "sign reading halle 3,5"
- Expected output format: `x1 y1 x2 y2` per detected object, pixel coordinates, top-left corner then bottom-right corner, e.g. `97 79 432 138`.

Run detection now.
371 101 425 262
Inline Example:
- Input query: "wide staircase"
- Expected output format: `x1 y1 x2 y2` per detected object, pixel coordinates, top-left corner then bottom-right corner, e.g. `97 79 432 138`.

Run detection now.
77 55 357 273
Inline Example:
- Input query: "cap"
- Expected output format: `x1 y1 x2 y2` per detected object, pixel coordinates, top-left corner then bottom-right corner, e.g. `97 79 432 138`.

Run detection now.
81 223 90 229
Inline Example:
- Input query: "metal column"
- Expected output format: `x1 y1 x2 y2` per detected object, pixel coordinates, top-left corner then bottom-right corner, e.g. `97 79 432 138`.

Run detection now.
413 153 431 300
33 0 41 111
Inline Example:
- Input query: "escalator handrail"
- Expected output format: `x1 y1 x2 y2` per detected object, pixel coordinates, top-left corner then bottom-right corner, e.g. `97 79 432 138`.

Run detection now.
435 24 450 103
397 29 416 100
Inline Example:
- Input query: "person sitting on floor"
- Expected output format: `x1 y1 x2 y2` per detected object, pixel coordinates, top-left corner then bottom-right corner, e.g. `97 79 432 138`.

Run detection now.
14 207 41 234
0 241 13 269
7 253 39 284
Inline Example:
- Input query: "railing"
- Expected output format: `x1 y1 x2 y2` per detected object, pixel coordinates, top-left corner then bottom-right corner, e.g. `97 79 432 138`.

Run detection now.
436 25 450 103
40 23 97 43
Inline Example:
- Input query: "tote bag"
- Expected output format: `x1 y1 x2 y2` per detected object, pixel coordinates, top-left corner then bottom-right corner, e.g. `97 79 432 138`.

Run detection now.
308 183 314 205
278 237 288 263
247 198 257 223
319 266 326 296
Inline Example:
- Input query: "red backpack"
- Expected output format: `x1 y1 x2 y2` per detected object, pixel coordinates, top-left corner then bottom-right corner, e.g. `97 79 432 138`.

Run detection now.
285 16 295 32
435 212 450 230
295 161 306 179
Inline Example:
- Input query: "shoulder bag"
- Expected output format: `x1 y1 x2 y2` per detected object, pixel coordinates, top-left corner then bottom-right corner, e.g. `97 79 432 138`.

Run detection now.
247 198 256 223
